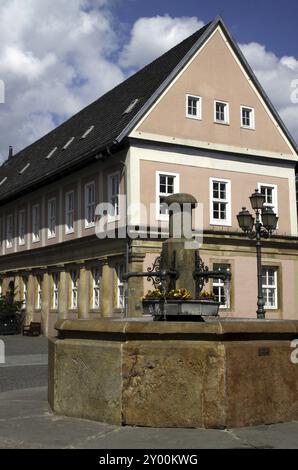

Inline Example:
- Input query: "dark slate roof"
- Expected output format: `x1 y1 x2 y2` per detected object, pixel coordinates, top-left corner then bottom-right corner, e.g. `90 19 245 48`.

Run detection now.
0 16 296 205
0 22 212 204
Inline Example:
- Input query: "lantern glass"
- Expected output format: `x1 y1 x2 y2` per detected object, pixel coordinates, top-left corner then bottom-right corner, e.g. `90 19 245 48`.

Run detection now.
262 207 278 231
237 208 254 232
250 189 266 210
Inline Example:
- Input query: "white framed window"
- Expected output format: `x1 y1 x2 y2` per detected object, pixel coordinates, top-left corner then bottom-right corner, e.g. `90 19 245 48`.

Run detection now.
116 264 125 309
18 210 25 246
51 272 59 310
22 277 28 306
257 183 278 215
48 198 56 239
6 214 13 248
108 172 120 220
84 182 95 228
214 100 229 124
209 178 231 226
186 94 202 120
70 270 78 309
156 171 180 220
32 204 40 242
213 263 230 309
65 191 74 234
36 275 42 310
91 267 101 309
241 106 255 129
262 267 278 309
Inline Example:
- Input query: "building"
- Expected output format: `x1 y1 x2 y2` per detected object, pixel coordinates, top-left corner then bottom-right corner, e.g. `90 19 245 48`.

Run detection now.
0 17 297 335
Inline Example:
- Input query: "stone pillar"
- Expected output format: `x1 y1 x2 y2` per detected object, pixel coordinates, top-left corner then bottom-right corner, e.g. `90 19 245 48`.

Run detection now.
58 270 68 319
41 272 50 336
26 273 35 323
101 259 110 318
162 193 198 298
14 274 22 302
2 277 11 296
128 251 146 317
78 266 89 319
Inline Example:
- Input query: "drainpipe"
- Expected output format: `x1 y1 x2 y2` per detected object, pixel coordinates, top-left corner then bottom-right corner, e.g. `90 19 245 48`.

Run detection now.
120 157 129 318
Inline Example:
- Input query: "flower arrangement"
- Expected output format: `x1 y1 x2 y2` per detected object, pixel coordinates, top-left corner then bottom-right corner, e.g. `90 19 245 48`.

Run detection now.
141 288 163 301
166 288 192 300
141 287 192 301
200 290 216 300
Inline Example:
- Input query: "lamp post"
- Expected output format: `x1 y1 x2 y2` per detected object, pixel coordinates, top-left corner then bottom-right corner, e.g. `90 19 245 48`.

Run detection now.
237 189 278 319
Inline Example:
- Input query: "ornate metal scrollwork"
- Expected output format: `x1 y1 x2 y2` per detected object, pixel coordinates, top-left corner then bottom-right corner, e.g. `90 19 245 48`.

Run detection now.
147 255 162 289
194 251 209 296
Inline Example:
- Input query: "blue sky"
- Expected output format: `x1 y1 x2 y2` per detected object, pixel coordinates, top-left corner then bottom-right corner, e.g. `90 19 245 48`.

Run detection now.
0 0 296 159
112 0 298 58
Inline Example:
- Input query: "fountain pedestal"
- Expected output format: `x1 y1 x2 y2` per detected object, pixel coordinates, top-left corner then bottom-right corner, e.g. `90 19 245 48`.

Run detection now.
49 318 298 428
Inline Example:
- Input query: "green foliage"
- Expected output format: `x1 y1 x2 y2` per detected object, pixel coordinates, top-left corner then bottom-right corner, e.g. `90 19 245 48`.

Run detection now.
0 290 24 320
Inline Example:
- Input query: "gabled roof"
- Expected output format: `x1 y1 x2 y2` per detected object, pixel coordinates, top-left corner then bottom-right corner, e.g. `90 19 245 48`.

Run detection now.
0 17 296 205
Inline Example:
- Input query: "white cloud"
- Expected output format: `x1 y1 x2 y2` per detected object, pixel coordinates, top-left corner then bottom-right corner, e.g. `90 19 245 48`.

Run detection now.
240 42 298 143
0 0 124 160
119 15 205 69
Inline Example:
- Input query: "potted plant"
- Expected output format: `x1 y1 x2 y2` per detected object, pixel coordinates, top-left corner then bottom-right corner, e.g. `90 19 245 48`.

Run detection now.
141 288 163 315
141 287 220 317
198 290 220 315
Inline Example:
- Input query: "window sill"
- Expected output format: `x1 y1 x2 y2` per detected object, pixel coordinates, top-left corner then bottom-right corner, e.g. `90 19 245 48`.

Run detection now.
186 115 202 121
65 229 75 235
210 222 232 227
214 120 230 126
32 239 40 244
241 125 255 131
84 223 95 230
47 235 56 240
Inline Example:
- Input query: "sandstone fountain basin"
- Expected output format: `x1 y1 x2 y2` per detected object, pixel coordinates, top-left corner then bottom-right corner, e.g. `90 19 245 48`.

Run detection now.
48 317 298 429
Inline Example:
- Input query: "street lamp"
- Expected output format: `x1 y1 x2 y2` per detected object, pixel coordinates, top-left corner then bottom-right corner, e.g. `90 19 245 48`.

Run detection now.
237 189 278 319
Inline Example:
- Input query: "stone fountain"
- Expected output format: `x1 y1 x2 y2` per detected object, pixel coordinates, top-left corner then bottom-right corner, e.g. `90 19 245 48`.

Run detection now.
49 193 298 429
124 193 231 320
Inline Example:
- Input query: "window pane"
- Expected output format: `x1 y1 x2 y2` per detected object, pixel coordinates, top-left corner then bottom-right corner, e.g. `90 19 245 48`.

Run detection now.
262 267 277 309
220 203 226 219
158 174 177 215
213 202 219 219
242 108 251 126
216 103 225 121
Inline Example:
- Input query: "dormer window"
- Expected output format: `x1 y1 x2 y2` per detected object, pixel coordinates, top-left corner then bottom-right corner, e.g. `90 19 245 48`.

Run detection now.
80 125 94 139
123 99 139 115
45 147 57 160
214 101 229 125
186 94 202 120
62 137 75 150
19 163 30 175
241 106 255 129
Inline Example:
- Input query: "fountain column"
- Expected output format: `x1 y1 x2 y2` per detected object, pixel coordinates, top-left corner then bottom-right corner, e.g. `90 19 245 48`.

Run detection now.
161 193 198 297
